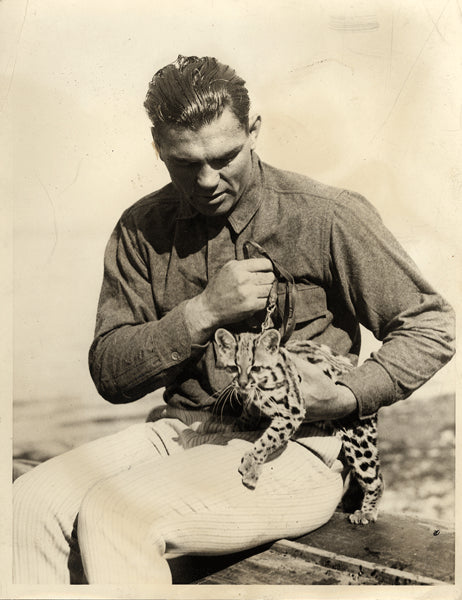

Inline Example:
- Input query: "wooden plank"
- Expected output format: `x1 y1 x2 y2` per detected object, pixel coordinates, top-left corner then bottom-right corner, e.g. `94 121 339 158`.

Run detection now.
295 511 454 583
272 539 445 585
194 547 380 585
187 538 445 586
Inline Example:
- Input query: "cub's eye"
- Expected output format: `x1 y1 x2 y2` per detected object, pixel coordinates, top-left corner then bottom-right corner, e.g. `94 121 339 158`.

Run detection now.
226 366 237 373
252 366 262 373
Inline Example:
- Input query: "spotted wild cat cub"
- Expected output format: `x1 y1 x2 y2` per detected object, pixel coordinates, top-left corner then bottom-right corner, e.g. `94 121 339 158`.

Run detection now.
214 327 383 525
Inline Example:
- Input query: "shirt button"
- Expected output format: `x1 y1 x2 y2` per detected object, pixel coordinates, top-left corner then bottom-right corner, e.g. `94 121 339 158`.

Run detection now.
171 351 180 361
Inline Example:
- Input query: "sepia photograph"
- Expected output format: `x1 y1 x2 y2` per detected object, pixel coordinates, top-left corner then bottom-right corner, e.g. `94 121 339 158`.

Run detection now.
3 0 460 598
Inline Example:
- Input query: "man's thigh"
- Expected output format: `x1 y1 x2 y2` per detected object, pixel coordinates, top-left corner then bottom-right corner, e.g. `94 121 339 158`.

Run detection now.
13 421 173 522
80 436 343 557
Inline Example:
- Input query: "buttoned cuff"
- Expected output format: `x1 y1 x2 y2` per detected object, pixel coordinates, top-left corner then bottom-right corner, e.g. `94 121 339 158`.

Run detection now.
153 301 198 369
338 360 397 418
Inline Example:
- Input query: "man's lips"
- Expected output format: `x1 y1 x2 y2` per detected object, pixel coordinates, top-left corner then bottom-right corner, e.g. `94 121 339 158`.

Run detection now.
194 191 228 204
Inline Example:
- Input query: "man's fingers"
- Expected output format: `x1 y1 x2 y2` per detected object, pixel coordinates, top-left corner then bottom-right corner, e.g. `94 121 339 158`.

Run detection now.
290 354 323 379
255 285 274 299
243 258 274 272
254 271 276 286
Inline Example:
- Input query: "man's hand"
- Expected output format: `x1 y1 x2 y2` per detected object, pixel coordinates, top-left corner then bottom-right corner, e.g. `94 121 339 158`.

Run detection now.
290 354 358 421
184 258 275 343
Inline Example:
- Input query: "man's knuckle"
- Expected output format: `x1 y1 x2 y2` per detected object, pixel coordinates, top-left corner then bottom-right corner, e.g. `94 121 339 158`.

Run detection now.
240 285 253 299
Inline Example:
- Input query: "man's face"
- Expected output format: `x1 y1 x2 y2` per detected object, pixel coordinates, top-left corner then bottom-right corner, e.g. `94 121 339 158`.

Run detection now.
156 107 261 217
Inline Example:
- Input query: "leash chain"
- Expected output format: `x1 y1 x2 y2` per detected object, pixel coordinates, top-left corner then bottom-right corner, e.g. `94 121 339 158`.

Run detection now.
242 240 296 345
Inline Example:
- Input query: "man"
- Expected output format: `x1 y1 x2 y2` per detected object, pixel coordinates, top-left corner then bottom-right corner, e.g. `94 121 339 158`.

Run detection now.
13 55 455 584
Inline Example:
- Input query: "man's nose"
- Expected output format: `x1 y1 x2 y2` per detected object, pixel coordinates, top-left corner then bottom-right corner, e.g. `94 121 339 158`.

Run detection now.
196 164 220 189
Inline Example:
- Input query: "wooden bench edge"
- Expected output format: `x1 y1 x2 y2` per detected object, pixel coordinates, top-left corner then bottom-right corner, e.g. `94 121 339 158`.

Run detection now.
272 539 446 585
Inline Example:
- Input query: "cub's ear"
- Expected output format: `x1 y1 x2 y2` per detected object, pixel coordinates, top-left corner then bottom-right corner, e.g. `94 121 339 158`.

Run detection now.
257 329 280 355
214 328 236 368
214 328 236 351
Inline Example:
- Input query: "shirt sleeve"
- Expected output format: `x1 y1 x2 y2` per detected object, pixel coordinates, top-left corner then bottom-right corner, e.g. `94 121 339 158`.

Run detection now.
88 214 200 403
329 189 455 418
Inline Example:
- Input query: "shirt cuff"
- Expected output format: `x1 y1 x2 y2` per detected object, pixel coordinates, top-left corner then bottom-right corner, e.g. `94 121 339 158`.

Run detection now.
338 360 397 418
151 300 197 369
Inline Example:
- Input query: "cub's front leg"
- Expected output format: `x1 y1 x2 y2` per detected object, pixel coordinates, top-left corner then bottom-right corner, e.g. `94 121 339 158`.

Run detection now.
234 401 261 432
239 414 304 489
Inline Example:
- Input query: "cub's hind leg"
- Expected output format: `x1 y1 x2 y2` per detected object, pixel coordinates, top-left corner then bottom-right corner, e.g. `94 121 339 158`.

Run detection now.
339 417 383 524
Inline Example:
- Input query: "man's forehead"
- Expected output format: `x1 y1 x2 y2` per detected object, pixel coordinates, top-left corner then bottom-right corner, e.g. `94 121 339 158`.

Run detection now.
158 110 248 160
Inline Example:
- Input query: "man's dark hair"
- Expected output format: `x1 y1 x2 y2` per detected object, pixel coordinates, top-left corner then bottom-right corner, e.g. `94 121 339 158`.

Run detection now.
144 55 250 144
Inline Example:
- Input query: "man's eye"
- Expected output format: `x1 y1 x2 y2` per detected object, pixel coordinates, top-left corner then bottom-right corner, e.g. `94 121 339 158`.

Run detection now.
218 158 232 168
210 154 237 169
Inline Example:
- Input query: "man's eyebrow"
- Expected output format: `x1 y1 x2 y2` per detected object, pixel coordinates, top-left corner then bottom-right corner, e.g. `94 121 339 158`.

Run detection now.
170 145 244 164
170 156 200 164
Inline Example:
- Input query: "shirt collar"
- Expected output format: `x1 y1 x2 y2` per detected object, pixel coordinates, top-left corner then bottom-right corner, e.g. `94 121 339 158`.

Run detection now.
177 152 263 234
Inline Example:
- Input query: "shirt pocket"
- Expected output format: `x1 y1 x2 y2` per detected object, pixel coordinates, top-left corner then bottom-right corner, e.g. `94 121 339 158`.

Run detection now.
277 282 331 338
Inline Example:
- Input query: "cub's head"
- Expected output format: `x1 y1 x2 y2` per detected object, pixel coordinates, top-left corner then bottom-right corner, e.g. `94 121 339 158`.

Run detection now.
214 328 281 392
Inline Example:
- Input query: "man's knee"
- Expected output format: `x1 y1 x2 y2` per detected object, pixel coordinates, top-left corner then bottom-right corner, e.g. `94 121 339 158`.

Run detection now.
77 476 169 581
78 478 117 538
14 469 50 517
13 469 59 537
78 476 164 542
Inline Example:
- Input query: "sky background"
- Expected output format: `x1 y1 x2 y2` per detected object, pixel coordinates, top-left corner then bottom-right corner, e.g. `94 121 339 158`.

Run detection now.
3 0 460 414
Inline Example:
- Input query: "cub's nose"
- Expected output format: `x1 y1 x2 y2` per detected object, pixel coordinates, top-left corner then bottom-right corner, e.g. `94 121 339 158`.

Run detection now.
238 373 250 389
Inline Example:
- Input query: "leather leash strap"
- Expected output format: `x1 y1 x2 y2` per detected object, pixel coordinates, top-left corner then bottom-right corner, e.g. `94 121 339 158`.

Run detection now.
242 240 297 345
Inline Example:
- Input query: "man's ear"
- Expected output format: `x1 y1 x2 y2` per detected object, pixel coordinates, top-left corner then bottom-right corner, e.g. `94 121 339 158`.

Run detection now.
151 127 163 160
248 114 261 150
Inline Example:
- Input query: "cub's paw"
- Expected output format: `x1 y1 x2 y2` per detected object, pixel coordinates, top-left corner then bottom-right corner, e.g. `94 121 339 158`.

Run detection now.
348 509 378 525
238 452 262 489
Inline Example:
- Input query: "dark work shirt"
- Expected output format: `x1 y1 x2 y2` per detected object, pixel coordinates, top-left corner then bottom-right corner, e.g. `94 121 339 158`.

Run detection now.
89 154 455 417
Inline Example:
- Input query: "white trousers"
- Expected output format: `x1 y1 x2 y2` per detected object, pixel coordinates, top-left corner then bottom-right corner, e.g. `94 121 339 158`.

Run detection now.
13 407 343 584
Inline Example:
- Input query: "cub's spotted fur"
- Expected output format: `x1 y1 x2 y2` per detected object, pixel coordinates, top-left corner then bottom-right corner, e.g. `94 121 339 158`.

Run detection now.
214 327 383 524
